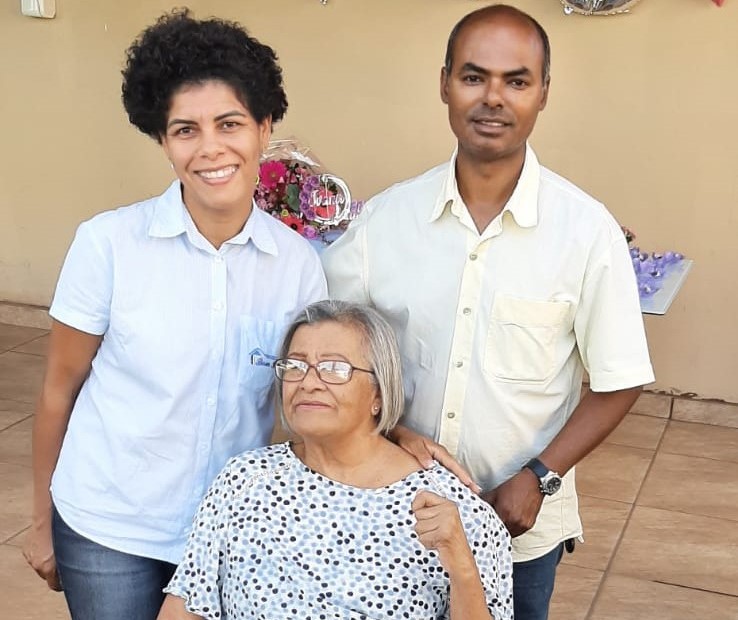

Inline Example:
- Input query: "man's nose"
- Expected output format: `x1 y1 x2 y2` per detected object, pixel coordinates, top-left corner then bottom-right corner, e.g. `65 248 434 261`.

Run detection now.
484 79 504 108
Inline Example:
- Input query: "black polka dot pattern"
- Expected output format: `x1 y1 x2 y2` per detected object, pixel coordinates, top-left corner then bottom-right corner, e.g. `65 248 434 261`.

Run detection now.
165 443 513 619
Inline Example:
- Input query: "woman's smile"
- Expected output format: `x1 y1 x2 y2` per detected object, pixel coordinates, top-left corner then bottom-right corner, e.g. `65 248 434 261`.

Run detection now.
195 164 239 183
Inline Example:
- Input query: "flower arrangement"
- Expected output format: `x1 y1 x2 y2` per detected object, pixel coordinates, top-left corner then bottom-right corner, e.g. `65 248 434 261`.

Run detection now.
255 139 363 246
622 226 685 299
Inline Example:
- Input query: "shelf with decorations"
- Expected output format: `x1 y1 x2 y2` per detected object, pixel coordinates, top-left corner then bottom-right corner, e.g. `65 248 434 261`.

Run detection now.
622 227 692 315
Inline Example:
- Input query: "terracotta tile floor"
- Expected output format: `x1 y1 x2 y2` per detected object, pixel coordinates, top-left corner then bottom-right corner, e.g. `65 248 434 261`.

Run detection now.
1 323 737 619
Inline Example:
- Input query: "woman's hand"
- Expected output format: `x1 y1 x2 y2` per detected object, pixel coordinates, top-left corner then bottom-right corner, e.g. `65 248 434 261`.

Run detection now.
413 491 493 619
412 490 477 575
22 519 61 591
391 425 481 493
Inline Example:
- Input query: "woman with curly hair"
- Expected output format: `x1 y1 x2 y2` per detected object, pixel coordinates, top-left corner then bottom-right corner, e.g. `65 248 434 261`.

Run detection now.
22 9 326 619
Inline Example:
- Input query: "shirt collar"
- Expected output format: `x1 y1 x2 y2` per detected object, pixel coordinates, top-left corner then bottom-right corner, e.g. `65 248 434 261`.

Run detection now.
232 203 279 256
430 143 541 229
147 180 279 256
148 181 188 238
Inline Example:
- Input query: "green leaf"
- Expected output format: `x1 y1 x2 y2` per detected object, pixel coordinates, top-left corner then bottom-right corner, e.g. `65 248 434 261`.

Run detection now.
285 184 300 212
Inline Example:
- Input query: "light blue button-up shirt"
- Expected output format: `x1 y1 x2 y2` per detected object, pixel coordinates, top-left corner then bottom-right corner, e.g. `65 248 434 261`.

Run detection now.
50 181 327 563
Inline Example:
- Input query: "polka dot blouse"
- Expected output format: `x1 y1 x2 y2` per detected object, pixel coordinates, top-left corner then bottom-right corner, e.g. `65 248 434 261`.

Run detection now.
165 442 513 619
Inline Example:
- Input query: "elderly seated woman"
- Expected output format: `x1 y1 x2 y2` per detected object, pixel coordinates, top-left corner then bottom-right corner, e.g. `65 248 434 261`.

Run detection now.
158 300 513 620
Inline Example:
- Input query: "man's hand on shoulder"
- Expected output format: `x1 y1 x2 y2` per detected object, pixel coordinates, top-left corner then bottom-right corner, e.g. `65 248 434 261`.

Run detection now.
482 468 543 538
390 425 481 494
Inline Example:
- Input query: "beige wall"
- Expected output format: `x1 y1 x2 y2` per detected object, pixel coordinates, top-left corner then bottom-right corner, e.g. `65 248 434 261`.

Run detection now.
1 0 736 401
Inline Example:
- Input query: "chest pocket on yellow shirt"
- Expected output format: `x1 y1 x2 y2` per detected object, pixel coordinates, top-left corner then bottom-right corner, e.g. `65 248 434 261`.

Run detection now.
484 296 570 383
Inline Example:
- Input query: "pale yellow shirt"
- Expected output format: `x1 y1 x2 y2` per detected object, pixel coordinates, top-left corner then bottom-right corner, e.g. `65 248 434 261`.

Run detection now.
322 146 654 561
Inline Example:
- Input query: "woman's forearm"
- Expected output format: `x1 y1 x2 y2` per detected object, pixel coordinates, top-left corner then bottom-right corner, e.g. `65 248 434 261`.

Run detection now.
30 322 102 523
448 562 494 620
31 390 77 523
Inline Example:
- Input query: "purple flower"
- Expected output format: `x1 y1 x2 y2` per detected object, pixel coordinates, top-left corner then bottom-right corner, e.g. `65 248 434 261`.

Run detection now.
350 200 364 215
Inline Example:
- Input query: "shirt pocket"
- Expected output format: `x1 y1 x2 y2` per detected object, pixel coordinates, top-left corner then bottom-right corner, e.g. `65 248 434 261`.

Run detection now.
484 296 569 383
237 315 284 411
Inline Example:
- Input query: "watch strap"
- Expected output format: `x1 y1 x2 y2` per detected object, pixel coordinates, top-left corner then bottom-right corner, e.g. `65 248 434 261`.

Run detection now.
524 457 550 479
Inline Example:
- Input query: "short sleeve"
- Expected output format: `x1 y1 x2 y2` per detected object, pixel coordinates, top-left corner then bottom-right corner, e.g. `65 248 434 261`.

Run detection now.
575 235 655 391
321 203 372 304
164 464 234 620
49 219 113 335
297 245 329 308
468 510 514 620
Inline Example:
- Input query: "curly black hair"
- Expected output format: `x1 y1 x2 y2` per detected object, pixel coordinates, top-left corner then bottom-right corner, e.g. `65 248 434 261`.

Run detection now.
121 8 288 143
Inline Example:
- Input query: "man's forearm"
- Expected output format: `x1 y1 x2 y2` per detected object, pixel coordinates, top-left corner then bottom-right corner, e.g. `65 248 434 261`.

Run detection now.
538 386 641 475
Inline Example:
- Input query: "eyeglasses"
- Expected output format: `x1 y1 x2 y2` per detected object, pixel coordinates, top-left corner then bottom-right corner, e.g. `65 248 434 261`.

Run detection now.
273 358 374 385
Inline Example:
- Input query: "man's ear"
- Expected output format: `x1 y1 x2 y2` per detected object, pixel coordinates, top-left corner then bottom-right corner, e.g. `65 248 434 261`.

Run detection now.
440 67 450 104
539 78 550 111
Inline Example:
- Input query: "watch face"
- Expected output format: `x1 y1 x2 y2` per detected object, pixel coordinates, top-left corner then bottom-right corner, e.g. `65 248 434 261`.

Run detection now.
543 477 562 495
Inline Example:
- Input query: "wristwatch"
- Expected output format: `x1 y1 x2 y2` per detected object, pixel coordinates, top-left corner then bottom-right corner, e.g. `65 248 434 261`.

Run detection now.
524 458 562 496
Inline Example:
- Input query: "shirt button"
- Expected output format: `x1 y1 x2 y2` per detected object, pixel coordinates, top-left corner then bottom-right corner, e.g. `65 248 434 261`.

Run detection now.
206 396 216 407
462 307 472 315
214 256 224 263
469 253 478 261
455 360 463 368
447 411 456 419
213 301 224 311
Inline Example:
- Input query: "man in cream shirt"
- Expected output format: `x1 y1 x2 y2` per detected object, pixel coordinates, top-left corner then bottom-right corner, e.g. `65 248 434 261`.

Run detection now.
322 5 654 620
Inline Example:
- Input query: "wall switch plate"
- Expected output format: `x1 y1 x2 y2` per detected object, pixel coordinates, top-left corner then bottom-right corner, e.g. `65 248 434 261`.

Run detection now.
21 0 56 18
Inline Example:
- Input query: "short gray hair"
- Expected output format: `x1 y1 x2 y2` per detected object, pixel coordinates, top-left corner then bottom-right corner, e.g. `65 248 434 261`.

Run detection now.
276 300 404 435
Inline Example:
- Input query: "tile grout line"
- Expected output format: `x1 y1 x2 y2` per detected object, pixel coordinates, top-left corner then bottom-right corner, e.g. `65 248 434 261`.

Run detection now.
0 524 30 546
0 331 49 354
582 411 671 620
650 579 738 600
632 504 738 527
0 413 34 434
9 333 49 356
2 349 48 360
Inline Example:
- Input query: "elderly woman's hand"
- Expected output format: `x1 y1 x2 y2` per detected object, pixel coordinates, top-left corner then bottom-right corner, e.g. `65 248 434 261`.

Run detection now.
413 491 495 619
391 425 481 493
412 490 480 576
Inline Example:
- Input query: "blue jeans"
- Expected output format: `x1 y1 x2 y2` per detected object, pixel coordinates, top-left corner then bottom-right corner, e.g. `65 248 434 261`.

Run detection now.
512 542 565 620
52 507 176 620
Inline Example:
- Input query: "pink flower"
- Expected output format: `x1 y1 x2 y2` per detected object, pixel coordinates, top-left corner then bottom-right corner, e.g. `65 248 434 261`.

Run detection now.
303 225 318 239
259 161 288 190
